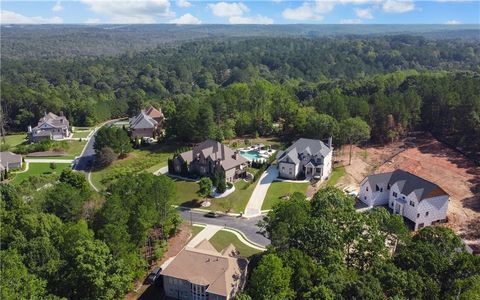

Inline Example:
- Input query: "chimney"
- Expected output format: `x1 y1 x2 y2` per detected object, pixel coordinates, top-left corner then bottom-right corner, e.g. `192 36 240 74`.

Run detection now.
27 125 32 133
328 137 332 149
60 111 64 117
233 151 238 160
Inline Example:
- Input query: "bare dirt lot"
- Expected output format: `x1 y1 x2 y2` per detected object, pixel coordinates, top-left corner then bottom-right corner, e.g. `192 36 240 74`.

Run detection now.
336 133 479 246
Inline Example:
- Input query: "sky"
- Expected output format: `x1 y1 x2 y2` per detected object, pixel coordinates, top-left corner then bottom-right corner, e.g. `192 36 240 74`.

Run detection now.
1 0 479 25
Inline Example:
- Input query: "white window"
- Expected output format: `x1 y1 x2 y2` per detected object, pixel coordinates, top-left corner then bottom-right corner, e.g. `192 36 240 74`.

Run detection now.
410 200 415 207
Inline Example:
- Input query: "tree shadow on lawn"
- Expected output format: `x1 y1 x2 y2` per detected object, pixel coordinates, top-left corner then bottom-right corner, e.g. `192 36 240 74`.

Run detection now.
178 199 203 208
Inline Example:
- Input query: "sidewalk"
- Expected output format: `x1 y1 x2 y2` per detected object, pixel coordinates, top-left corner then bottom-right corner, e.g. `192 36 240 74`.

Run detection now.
186 224 222 247
243 165 278 218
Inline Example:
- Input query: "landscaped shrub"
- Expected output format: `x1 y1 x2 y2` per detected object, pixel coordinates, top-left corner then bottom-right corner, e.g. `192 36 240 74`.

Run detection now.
167 158 175 174
15 140 68 154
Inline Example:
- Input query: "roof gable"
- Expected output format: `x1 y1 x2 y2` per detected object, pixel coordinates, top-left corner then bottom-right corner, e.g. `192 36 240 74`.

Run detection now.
278 138 332 164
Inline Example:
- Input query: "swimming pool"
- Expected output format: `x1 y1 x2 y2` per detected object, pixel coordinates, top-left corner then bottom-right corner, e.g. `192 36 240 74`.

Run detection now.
239 150 263 161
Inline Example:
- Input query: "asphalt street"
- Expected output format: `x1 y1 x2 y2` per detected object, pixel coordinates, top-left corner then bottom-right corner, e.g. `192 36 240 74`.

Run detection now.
74 120 117 172
179 209 270 247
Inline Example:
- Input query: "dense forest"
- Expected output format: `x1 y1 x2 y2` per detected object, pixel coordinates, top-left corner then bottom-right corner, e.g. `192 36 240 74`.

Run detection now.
1 173 180 299
2 24 479 59
240 189 480 300
2 35 479 158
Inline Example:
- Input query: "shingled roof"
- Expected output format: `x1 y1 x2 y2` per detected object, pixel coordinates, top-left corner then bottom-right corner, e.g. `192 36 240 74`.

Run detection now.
180 140 248 171
362 169 448 201
161 239 247 297
33 112 69 130
278 138 332 165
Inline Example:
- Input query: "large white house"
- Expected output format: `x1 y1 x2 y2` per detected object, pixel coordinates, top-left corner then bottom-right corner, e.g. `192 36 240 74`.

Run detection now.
358 169 449 230
277 138 333 181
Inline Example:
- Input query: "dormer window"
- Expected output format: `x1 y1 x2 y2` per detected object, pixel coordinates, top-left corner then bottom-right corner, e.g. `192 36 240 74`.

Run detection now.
375 185 380 192
387 184 391 190
366 187 369 191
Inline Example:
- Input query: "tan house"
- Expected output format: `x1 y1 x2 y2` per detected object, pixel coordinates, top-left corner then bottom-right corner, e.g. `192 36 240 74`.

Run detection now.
28 112 70 142
172 140 248 182
161 239 248 300
128 106 164 139
0 151 22 172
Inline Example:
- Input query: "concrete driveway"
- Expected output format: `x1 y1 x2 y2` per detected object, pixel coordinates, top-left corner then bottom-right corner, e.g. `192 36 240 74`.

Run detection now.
243 165 278 218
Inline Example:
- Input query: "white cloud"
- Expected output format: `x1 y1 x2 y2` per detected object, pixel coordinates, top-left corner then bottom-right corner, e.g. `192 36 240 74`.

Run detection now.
81 0 174 23
445 19 461 24
208 2 249 17
229 15 274 24
176 0 191 8
355 8 373 19
0 10 63 24
171 13 201 24
340 18 362 24
52 1 63 12
382 0 415 13
282 0 336 21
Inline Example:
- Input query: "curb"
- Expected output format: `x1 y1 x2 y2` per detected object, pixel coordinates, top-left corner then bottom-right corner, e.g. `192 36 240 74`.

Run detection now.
192 222 267 251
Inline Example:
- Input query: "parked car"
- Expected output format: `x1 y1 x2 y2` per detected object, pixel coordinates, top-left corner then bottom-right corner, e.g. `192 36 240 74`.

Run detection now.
205 211 220 218
145 267 162 285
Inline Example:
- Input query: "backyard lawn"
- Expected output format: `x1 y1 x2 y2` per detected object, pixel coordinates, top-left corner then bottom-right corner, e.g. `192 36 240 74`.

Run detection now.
225 136 285 150
11 163 71 185
209 230 262 257
262 181 310 210
72 128 93 138
325 166 346 187
173 179 255 214
1 133 27 149
25 140 87 159
90 143 178 190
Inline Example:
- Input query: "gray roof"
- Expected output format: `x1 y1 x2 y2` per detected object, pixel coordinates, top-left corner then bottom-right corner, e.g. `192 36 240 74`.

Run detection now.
278 138 332 165
362 169 448 201
0 151 22 169
180 140 248 171
129 111 158 130
33 112 69 130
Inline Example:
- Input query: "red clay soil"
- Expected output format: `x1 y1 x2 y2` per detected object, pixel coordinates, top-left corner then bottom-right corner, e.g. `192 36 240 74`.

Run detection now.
337 133 480 246
377 135 480 242
125 223 193 300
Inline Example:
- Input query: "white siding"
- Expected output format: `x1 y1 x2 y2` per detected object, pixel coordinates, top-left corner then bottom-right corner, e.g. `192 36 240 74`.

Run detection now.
278 161 298 179
321 151 333 181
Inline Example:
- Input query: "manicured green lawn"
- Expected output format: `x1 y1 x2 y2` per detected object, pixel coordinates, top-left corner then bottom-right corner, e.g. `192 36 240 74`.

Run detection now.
90 143 178 190
11 163 70 185
173 179 255 213
65 140 87 157
225 136 285 150
325 166 346 187
1 133 27 149
190 225 205 240
262 181 309 210
72 129 93 138
209 230 262 257
24 140 87 159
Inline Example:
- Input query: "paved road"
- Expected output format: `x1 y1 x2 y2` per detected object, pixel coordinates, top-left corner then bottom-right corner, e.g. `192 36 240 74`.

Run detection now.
74 120 118 172
179 209 270 247
244 165 278 217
